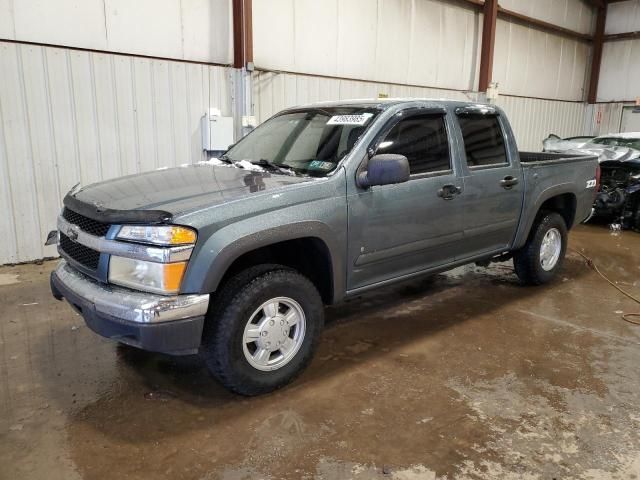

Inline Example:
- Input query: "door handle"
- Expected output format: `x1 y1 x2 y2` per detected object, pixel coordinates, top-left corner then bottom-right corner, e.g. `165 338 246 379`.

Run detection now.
437 184 462 200
500 176 519 189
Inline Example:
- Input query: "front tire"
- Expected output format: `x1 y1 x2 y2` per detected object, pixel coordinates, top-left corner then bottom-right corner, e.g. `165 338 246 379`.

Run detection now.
200 266 324 396
513 212 567 285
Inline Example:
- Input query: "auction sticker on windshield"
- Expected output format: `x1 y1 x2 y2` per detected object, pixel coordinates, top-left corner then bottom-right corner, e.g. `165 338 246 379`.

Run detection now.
327 113 373 125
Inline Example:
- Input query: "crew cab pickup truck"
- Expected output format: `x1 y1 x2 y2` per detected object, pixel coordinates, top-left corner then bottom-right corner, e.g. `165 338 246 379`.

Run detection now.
50 99 598 395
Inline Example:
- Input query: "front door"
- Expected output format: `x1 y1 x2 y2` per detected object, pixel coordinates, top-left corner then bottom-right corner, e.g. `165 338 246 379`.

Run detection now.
346 110 465 291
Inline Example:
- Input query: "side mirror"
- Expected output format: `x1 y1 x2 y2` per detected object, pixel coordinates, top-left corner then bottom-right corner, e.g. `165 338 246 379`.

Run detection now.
357 154 410 188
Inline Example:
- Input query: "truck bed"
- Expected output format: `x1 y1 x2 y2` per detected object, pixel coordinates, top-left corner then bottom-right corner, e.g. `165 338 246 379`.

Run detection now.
519 151 597 166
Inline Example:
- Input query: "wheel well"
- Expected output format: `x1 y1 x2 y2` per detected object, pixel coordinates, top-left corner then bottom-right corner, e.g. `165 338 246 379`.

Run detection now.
219 238 334 304
539 193 577 229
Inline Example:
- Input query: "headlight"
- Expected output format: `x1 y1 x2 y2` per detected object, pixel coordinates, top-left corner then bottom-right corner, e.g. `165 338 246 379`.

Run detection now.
117 225 197 245
109 257 187 295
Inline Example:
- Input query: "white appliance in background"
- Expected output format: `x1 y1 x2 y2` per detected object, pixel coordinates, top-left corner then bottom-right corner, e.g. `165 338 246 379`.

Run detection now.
201 108 234 152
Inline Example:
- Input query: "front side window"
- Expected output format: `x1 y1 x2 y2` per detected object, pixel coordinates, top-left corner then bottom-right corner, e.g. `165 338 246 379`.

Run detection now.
224 107 380 176
458 114 508 167
376 113 451 175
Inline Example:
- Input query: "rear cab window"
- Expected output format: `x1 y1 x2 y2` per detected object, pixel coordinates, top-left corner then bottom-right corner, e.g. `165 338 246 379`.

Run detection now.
457 114 508 168
376 113 452 176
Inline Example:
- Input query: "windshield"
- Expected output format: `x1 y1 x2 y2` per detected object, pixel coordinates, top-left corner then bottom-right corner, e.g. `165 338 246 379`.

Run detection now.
224 107 381 176
591 136 640 151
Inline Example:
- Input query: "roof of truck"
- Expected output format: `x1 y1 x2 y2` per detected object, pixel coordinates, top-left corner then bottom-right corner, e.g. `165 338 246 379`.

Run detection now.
289 98 486 110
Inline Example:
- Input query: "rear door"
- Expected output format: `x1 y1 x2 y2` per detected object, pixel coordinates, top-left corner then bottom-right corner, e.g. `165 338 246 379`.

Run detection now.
346 109 466 291
454 109 524 258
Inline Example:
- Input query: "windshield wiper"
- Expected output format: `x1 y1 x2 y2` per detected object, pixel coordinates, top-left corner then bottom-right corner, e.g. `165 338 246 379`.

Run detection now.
218 154 233 164
251 159 295 175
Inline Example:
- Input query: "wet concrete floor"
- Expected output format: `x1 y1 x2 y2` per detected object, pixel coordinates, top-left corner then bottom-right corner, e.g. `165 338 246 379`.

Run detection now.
1 224 639 479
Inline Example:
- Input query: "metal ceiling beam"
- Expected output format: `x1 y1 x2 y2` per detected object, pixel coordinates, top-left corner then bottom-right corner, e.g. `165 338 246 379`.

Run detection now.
587 5 607 103
478 0 498 92
498 6 593 42
605 30 640 41
460 0 593 43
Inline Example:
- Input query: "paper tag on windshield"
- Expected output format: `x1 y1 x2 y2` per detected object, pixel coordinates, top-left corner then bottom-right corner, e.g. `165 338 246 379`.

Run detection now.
327 113 373 126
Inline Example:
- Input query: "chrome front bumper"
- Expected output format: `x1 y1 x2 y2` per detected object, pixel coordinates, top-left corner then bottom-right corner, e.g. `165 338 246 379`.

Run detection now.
51 260 210 355
52 260 209 323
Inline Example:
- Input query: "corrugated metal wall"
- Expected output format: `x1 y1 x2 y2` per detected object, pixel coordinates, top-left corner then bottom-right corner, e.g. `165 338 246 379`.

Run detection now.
494 96 588 151
584 103 626 136
598 0 640 102
605 0 640 34
0 0 233 65
493 20 590 101
252 0 595 102
252 0 483 91
253 70 586 152
500 0 594 33
599 39 640 102
0 41 232 264
252 70 477 123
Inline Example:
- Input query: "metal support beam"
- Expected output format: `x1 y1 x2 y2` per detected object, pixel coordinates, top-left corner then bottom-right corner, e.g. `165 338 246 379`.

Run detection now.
605 31 640 42
498 7 593 43
232 0 253 68
479 0 498 92
231 0 254 141
461 0 593 43
587 5 607 104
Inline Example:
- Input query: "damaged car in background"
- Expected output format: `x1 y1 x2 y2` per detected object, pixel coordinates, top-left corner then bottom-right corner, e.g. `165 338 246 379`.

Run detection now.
544 132 640 231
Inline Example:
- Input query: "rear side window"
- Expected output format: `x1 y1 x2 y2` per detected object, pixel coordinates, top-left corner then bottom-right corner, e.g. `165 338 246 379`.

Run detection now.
376 114 451 175
458 115 508 167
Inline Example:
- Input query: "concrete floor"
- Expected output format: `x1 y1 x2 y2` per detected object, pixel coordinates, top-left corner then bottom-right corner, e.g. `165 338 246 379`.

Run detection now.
1 224 639 480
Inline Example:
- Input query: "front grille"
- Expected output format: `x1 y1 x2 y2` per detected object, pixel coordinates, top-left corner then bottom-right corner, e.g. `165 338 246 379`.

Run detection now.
60 233 101 270
63 208 110 237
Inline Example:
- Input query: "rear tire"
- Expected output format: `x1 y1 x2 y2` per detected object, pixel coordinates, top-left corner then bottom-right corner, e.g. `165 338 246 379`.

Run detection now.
513 212 567 285
200 265 324 396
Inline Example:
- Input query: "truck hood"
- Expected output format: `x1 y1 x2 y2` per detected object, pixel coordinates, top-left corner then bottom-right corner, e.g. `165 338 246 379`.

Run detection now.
65 162 314 224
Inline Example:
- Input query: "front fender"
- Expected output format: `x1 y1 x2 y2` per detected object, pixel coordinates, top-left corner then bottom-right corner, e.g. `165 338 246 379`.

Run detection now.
181 216 346 302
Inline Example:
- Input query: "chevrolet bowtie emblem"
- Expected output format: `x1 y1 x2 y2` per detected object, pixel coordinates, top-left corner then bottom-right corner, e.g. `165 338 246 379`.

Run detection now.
67 226 79 242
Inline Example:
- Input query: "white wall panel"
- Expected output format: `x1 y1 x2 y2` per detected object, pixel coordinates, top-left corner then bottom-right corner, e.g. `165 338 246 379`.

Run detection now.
0 41 232 264
253 0 589 101
0 0 233 64
253 0 482 92
499 0 595 34
597 0 640 102
336 0 378 81
495 95 588 151
598 39 640 102
182 0 233 65
12 0 107 50
0 0 15 38
493 19 590 101
105 0 184 60
252 70 475 124
584 103 625 136
253 70 587 153
605 0 640 35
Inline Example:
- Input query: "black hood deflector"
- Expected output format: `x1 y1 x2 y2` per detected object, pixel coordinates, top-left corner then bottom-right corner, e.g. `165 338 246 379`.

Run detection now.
64 193 173 225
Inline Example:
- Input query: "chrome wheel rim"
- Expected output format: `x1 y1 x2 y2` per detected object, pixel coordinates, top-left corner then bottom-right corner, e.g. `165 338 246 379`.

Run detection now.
540 228 562 271
242 297 306 371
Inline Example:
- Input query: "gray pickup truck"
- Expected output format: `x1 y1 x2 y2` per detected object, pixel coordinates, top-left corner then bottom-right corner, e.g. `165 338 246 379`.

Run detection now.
50 99 598 395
